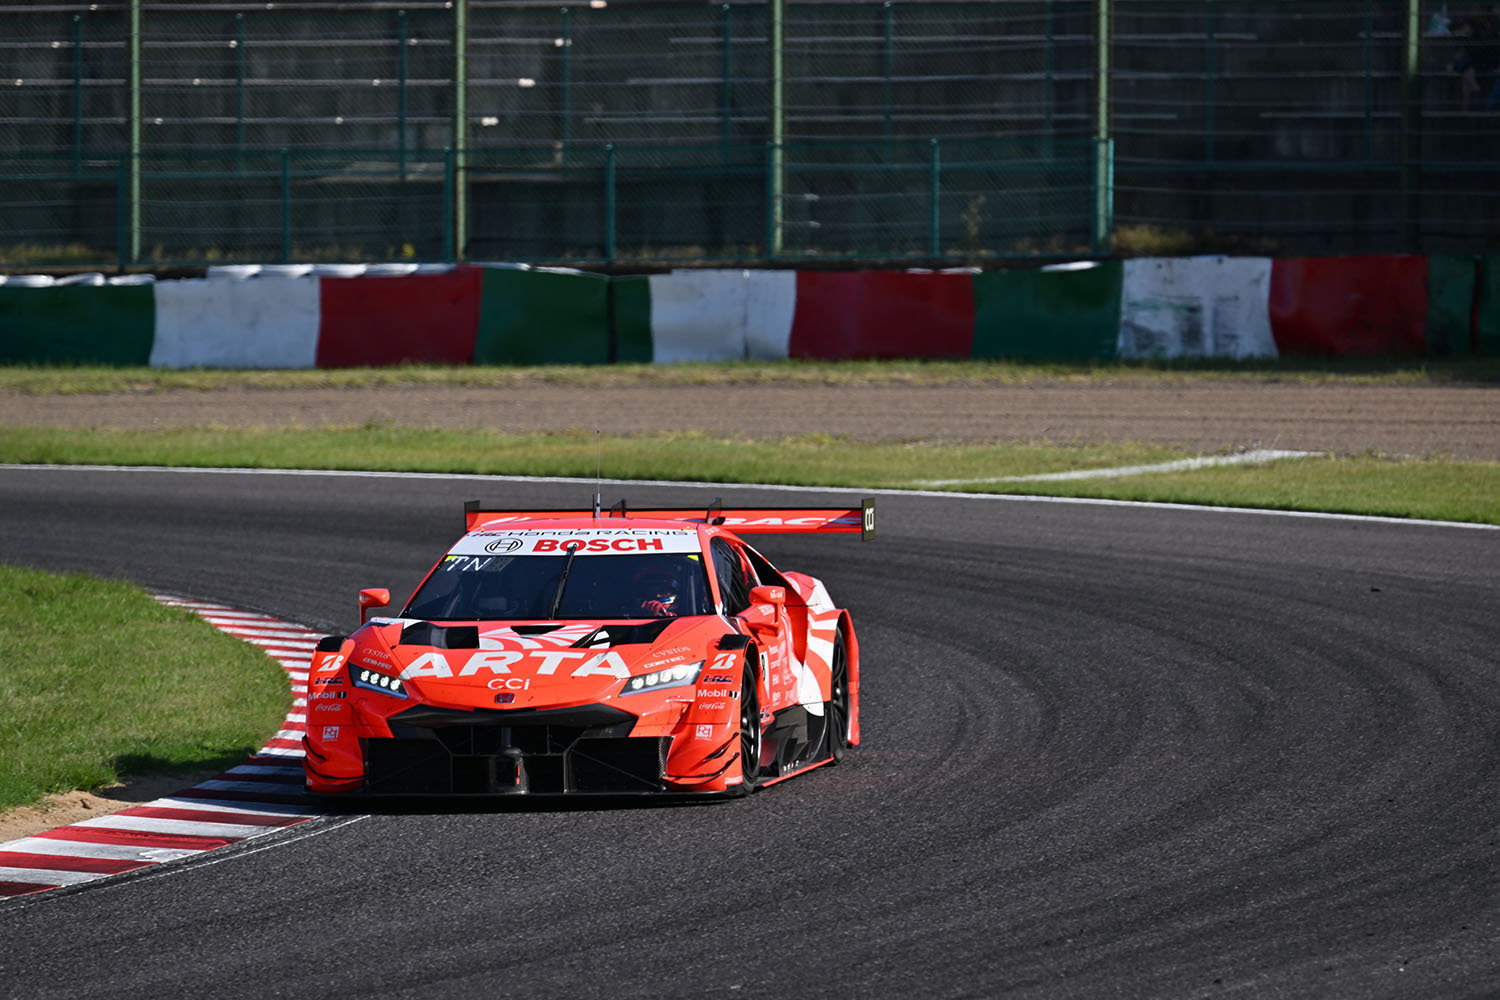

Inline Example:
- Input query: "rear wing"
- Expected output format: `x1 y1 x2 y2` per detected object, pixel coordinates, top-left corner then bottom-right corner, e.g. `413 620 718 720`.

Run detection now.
464 498 876 540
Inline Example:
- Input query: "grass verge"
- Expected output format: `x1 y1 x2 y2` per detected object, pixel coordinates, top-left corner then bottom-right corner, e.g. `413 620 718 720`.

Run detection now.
0 565 291 811
3 425 1498 526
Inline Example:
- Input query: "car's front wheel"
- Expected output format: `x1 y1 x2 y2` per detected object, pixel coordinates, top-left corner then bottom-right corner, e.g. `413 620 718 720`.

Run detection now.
738 658 762 792
826 630 850 764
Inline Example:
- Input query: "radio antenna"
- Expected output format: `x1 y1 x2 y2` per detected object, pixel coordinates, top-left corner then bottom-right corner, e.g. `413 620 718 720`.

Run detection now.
593 429 602 519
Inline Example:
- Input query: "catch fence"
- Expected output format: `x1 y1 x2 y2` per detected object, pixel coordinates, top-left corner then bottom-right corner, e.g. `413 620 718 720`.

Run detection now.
0 1 1494 267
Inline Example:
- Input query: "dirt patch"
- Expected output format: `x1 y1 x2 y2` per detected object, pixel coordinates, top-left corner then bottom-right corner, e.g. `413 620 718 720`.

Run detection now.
4 381 1500 460
0 771 220 843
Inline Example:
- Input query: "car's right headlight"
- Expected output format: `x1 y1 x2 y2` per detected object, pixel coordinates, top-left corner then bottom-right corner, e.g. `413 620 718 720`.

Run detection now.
352 666 410 699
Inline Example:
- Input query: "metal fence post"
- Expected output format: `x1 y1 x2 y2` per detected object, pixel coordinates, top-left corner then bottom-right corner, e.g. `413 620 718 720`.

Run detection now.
280 147 291 262
770 0 784 255
454 0 468 260
928 138 940 258
1092 0 1112 254
604 143 616 261
128 0 141 265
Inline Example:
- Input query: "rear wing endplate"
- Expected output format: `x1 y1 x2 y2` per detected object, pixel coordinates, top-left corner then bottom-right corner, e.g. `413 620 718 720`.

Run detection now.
464 498 876 540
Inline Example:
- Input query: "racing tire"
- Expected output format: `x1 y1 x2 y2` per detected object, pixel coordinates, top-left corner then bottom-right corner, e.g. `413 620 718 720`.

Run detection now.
738 657 762 793
826 631 850 764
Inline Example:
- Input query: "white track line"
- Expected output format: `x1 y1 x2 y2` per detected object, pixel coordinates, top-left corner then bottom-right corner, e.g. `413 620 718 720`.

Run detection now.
911 449 1321 486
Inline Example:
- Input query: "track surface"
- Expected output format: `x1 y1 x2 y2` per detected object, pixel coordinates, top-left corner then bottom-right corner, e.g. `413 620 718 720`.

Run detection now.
1 468 1498 998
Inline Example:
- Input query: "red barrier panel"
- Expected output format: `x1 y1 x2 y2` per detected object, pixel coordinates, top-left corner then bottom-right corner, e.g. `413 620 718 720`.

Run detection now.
788 271 975 359
1268 256 1428 357
315 268 483 367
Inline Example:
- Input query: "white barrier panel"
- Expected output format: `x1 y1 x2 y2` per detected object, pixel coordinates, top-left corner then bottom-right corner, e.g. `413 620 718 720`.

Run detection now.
648 270 796 362
1120 256 1278 360
151 277 321 369
741 270 798 360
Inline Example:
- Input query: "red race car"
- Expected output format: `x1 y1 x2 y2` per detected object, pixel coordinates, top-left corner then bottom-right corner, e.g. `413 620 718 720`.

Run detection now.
303 498 873 798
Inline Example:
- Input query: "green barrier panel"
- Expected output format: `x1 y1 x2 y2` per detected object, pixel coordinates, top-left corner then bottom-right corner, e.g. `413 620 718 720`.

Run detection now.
1479 256 1500 359
610 276 654 364
0 285 156 365
474 267 611 365
971 262 1122 361
1425 255 1476 358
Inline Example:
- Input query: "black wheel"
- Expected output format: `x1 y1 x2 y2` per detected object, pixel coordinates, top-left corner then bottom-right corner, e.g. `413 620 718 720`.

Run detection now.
827 631 850 763
738 657 762 792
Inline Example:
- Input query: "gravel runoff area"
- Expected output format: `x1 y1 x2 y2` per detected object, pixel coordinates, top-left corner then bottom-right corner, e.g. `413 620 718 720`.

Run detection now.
3 380 1500 460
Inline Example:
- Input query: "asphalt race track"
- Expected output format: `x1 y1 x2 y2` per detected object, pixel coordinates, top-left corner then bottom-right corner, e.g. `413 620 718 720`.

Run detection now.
1 467 1498 999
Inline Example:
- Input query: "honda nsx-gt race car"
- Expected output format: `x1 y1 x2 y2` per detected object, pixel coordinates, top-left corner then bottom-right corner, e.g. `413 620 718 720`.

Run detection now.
303 498 873 798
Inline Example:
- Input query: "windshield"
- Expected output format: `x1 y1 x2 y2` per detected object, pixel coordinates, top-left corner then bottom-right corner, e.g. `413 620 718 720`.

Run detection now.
403 552 715 621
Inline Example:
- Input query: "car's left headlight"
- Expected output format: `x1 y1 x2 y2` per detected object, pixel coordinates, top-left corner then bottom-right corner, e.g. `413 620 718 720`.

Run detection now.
621 661 702 696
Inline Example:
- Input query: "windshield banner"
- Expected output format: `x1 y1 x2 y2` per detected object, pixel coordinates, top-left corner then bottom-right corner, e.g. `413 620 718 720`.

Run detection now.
452 527 702 557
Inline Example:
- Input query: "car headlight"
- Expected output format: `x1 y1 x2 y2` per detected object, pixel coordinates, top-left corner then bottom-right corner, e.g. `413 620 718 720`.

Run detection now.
621 661 702 696
352 666 409 699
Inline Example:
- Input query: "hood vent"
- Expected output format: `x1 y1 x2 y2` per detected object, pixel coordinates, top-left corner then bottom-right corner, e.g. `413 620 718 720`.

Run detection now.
399 622 480 649
570 619 674 649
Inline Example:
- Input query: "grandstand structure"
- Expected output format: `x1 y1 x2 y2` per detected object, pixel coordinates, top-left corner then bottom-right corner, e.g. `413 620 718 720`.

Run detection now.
0 1 1493 267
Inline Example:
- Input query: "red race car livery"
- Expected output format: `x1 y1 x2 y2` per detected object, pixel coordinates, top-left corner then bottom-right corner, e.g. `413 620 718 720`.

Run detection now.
303 498 873 797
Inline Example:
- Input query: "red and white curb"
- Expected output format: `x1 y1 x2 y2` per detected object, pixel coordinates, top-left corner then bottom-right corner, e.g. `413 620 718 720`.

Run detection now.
0 595 326 899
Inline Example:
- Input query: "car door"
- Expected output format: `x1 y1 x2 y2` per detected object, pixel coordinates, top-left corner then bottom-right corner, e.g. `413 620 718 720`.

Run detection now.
711 535 796 713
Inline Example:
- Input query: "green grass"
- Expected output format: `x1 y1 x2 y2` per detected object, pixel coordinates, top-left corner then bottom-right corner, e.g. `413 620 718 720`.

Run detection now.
1 357 1498 395
0 565 291 811
3 424 1498 526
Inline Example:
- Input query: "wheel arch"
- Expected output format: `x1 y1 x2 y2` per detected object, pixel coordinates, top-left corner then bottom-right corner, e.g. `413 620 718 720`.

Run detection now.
836 611 860 747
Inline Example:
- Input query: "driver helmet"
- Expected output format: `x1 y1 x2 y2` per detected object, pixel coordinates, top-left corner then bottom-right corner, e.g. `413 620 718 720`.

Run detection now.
634 568 681 613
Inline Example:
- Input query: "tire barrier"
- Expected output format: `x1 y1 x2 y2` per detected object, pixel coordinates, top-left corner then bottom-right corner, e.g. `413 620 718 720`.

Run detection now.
972 261 1122 362
1120 257 1278 360
788 270 976 360
0 283 155 366
473 265 612 366
1268 255 1428 358
317 268 482 368
1 255 1495 367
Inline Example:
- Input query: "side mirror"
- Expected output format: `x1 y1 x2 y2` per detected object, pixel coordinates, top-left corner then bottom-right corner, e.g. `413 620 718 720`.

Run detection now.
358 587 391 623
748 584 786 608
